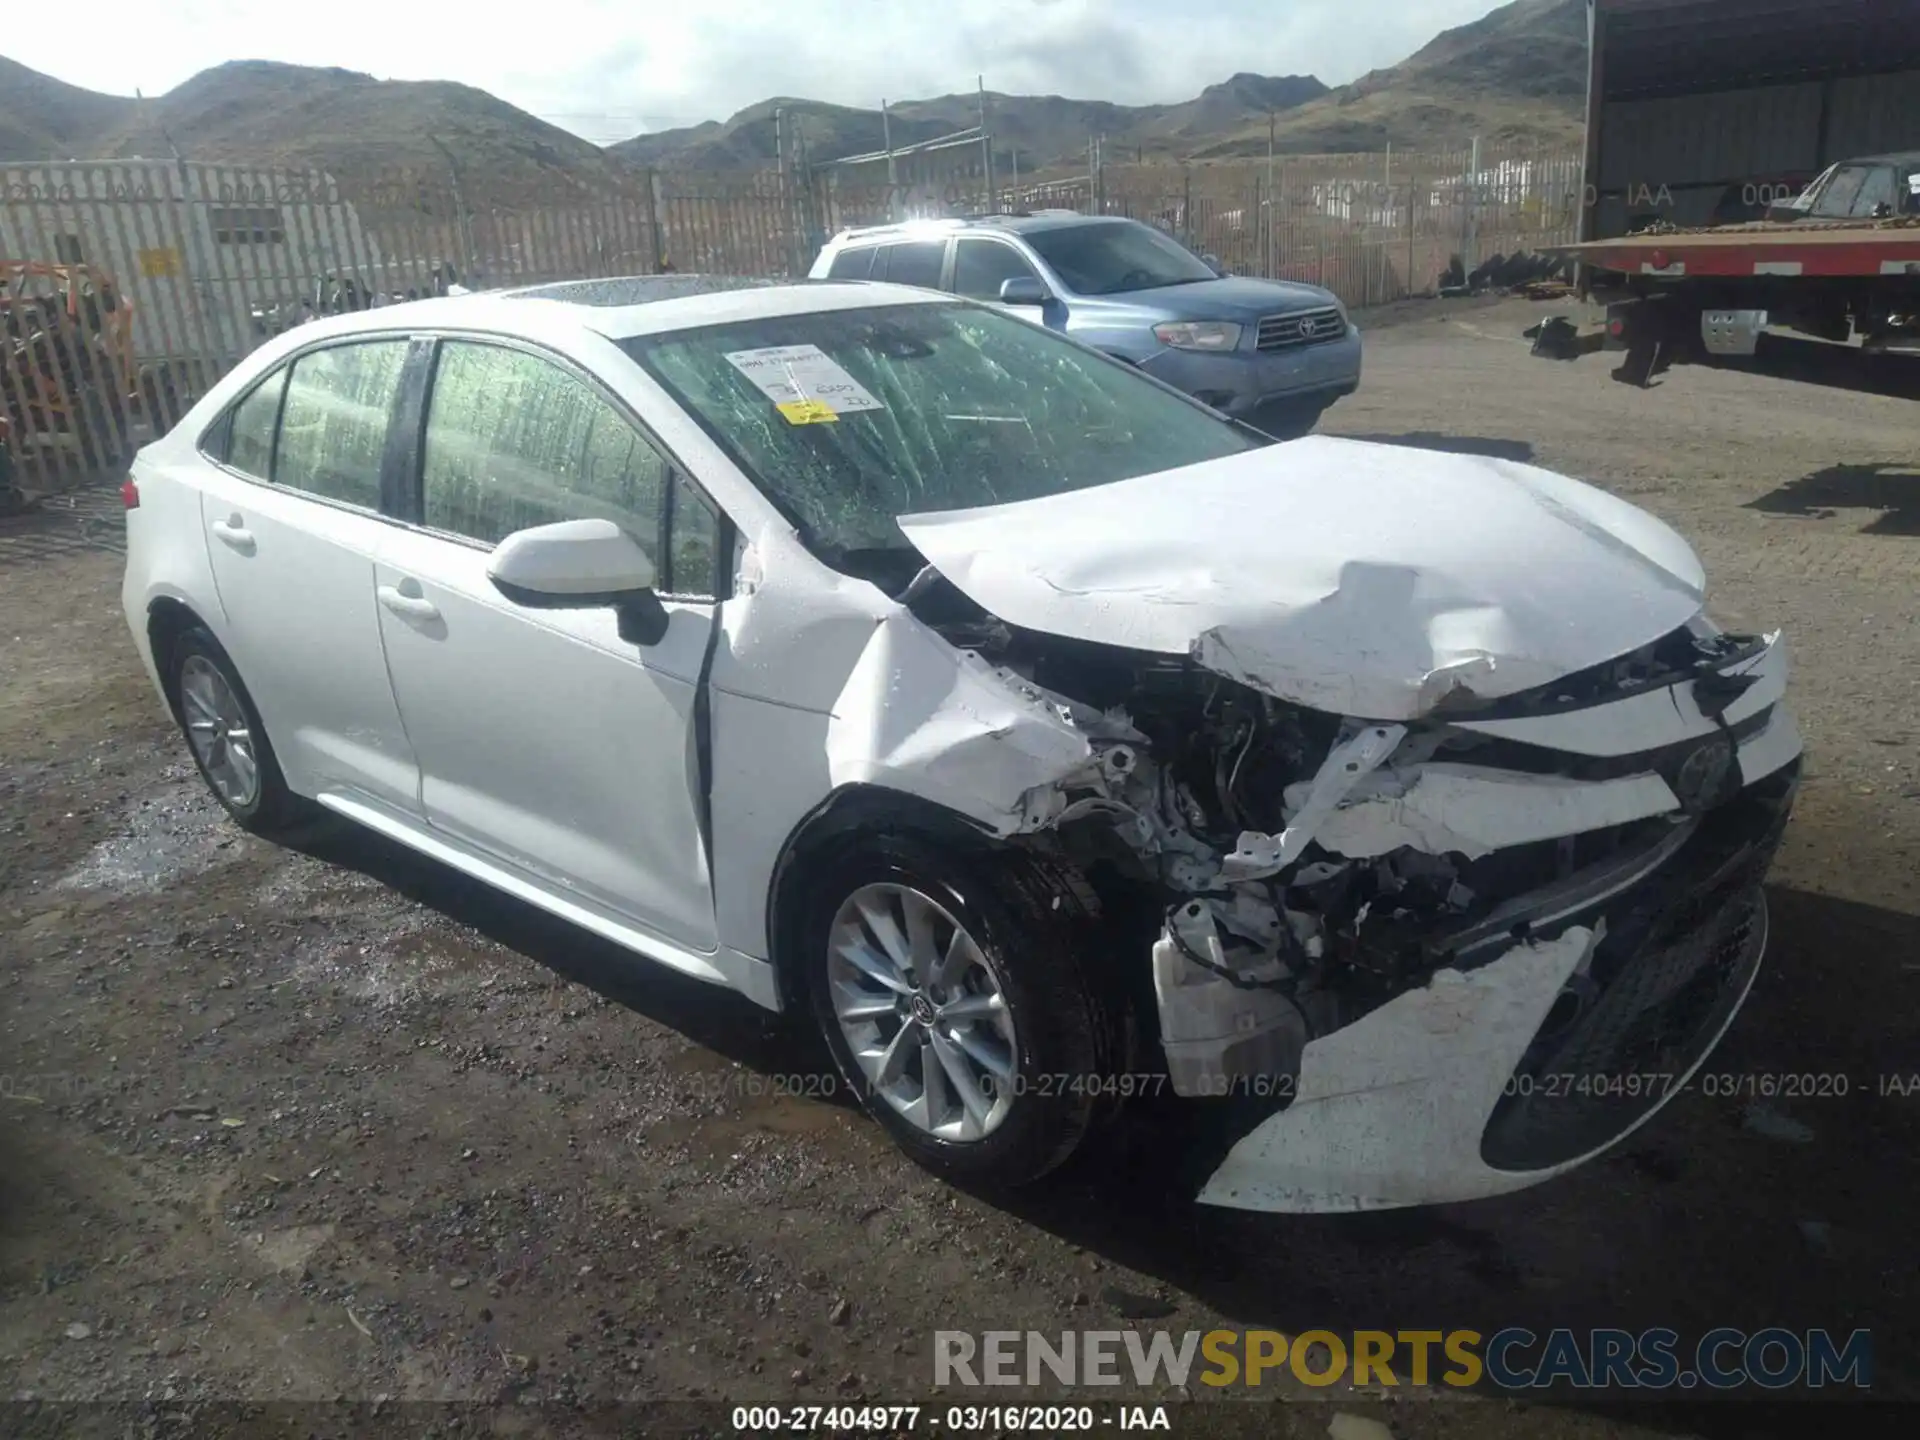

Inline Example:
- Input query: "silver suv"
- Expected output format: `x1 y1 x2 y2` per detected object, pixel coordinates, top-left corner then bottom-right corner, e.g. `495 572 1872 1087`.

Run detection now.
810 213 1362 436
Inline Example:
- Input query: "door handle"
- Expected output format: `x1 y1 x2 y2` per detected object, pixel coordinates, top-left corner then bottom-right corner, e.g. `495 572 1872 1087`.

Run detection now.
377 582 441 623
210 514 255 553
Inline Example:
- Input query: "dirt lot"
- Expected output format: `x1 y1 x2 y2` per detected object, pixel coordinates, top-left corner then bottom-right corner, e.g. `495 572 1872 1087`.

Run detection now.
2 298 1917 1437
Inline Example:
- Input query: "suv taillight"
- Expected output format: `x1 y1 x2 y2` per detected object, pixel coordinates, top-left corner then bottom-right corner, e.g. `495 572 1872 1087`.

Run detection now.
120 477 140 509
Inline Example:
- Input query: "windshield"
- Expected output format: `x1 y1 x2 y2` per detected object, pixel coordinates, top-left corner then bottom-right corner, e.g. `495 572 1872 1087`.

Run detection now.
622 302 1263 559
1024 221 1218 296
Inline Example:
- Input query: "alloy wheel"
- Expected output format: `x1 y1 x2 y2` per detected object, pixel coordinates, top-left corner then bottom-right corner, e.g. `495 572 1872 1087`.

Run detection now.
179 654 261 809
826 882 1020 1142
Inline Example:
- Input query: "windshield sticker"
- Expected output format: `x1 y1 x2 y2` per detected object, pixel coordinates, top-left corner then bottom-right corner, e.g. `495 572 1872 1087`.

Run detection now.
724 344 885 425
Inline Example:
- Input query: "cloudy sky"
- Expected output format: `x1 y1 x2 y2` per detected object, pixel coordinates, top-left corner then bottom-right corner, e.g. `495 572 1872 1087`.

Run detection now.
14 0 1509 144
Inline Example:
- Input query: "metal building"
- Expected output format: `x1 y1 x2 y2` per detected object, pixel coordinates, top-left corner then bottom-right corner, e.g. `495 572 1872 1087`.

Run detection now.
1582 0 1920 239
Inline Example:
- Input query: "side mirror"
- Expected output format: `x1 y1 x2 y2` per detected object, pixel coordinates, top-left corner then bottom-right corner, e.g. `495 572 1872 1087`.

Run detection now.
488 518 656 604
1202 253 1226 276
999 276 1050 306
488 519 669 644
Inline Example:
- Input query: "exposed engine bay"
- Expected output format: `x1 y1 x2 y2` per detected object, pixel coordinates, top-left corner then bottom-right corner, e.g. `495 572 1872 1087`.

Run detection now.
894 562 1799 1126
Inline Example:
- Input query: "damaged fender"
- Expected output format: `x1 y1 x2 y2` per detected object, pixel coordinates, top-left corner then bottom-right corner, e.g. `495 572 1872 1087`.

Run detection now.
824 608 1095 833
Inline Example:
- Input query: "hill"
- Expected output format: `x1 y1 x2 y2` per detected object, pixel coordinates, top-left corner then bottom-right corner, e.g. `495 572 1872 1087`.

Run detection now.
0 0 1590 194
614 0 1584 170
1188 0 1588 157
0 54 133 161
2 60 638 194
610 75 1332 173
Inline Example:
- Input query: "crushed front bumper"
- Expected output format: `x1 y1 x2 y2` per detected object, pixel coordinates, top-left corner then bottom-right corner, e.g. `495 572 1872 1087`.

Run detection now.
1194 748 1799 1214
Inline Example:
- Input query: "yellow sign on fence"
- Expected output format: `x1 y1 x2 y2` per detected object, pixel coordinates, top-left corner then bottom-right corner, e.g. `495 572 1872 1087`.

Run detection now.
137 247 182 279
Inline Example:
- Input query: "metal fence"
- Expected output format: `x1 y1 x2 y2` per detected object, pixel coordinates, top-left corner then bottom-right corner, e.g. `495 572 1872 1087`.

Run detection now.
2 144 1579 495
1023 148 1585 307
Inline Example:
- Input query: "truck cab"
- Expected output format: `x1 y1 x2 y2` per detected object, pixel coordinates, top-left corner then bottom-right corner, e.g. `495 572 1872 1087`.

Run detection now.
1768 154 1920 224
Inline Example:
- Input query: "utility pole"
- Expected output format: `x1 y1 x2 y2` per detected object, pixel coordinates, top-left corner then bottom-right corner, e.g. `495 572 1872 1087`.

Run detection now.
428 134 477 286
1265 111 1276 278
881 99 899 221
1465 133 1482 278
978 76 994 211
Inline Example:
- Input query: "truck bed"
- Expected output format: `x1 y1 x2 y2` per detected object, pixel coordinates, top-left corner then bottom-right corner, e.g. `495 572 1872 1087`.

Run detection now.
1558 219 1920 279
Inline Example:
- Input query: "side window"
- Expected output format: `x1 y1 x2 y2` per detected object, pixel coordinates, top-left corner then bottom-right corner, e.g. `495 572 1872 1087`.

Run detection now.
879 240 946 289
826 246 876 280
273 341 408 508
421 340 669 552
952 238 1039 300
221 366 287 478
666 473 721 598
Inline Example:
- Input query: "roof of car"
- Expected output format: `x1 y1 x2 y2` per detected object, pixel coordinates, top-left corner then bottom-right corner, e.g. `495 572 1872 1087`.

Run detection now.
281 277 949 347
829 212 1124 246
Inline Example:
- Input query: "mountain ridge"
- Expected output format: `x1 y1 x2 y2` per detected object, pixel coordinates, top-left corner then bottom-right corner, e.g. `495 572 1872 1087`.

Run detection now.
0 1 1587 188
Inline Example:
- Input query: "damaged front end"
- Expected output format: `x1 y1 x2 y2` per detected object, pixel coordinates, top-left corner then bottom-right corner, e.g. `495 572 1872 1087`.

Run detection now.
906 588 1801 1212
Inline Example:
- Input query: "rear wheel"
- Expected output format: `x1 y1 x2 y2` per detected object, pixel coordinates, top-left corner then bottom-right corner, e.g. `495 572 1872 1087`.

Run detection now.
801 833 1119 1188
167 627 306 837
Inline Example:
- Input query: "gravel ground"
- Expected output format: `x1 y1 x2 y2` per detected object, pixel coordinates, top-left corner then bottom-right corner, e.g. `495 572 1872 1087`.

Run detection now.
2 298 1916 1437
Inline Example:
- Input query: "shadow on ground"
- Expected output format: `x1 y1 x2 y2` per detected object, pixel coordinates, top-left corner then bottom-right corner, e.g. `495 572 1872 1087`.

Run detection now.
293 821 836 1090
294 814 1917 1425
1721 337 1920 402
0 483 129 565
1350 432 1536 463
1745 463 1920 536
990 881 1919 1424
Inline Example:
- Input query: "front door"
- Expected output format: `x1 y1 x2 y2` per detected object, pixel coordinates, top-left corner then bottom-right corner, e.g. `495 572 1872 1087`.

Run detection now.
372 337 724 953
950 236 1053 327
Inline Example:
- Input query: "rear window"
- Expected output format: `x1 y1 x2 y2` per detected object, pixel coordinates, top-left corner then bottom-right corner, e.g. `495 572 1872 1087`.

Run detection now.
272 340 408 509
878 241 946 289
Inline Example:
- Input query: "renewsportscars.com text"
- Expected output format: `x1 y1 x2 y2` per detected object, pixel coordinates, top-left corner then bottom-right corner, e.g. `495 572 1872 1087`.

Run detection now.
934 1328 1872 1391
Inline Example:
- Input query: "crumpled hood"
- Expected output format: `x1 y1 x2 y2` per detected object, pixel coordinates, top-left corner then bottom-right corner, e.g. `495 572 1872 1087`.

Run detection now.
895 436 1708 721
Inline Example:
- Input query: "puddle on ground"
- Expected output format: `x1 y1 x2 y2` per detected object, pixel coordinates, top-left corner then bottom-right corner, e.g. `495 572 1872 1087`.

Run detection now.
54 770 241 896
286 909 516 1008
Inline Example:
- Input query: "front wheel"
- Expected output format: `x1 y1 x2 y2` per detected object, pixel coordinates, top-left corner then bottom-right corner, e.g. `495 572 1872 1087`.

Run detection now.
801 834 1120 1189
1250 398 1330 440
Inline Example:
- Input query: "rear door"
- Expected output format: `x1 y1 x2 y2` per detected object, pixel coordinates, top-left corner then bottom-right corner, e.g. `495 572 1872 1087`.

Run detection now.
371 335 725 952
873 239 950 291
195 337 420 811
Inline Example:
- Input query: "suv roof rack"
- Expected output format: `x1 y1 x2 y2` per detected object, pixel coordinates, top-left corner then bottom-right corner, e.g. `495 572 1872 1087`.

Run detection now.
830 209 1090 242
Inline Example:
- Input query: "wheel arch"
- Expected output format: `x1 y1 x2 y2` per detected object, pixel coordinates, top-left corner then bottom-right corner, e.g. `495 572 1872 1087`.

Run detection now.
763 784 1009 1011
145 595 212 719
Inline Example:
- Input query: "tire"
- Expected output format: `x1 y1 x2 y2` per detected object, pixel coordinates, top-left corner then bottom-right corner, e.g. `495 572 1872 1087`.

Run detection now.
166 626 306 837
801 832 1119 1189
1252 399 1329 441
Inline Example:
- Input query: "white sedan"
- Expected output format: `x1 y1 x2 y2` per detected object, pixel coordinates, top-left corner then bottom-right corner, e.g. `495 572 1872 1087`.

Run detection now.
122 277 1802 1211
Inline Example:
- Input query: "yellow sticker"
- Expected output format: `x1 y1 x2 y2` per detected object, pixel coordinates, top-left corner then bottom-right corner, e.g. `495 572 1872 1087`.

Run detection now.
138 247 183 278
777 399 838 425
